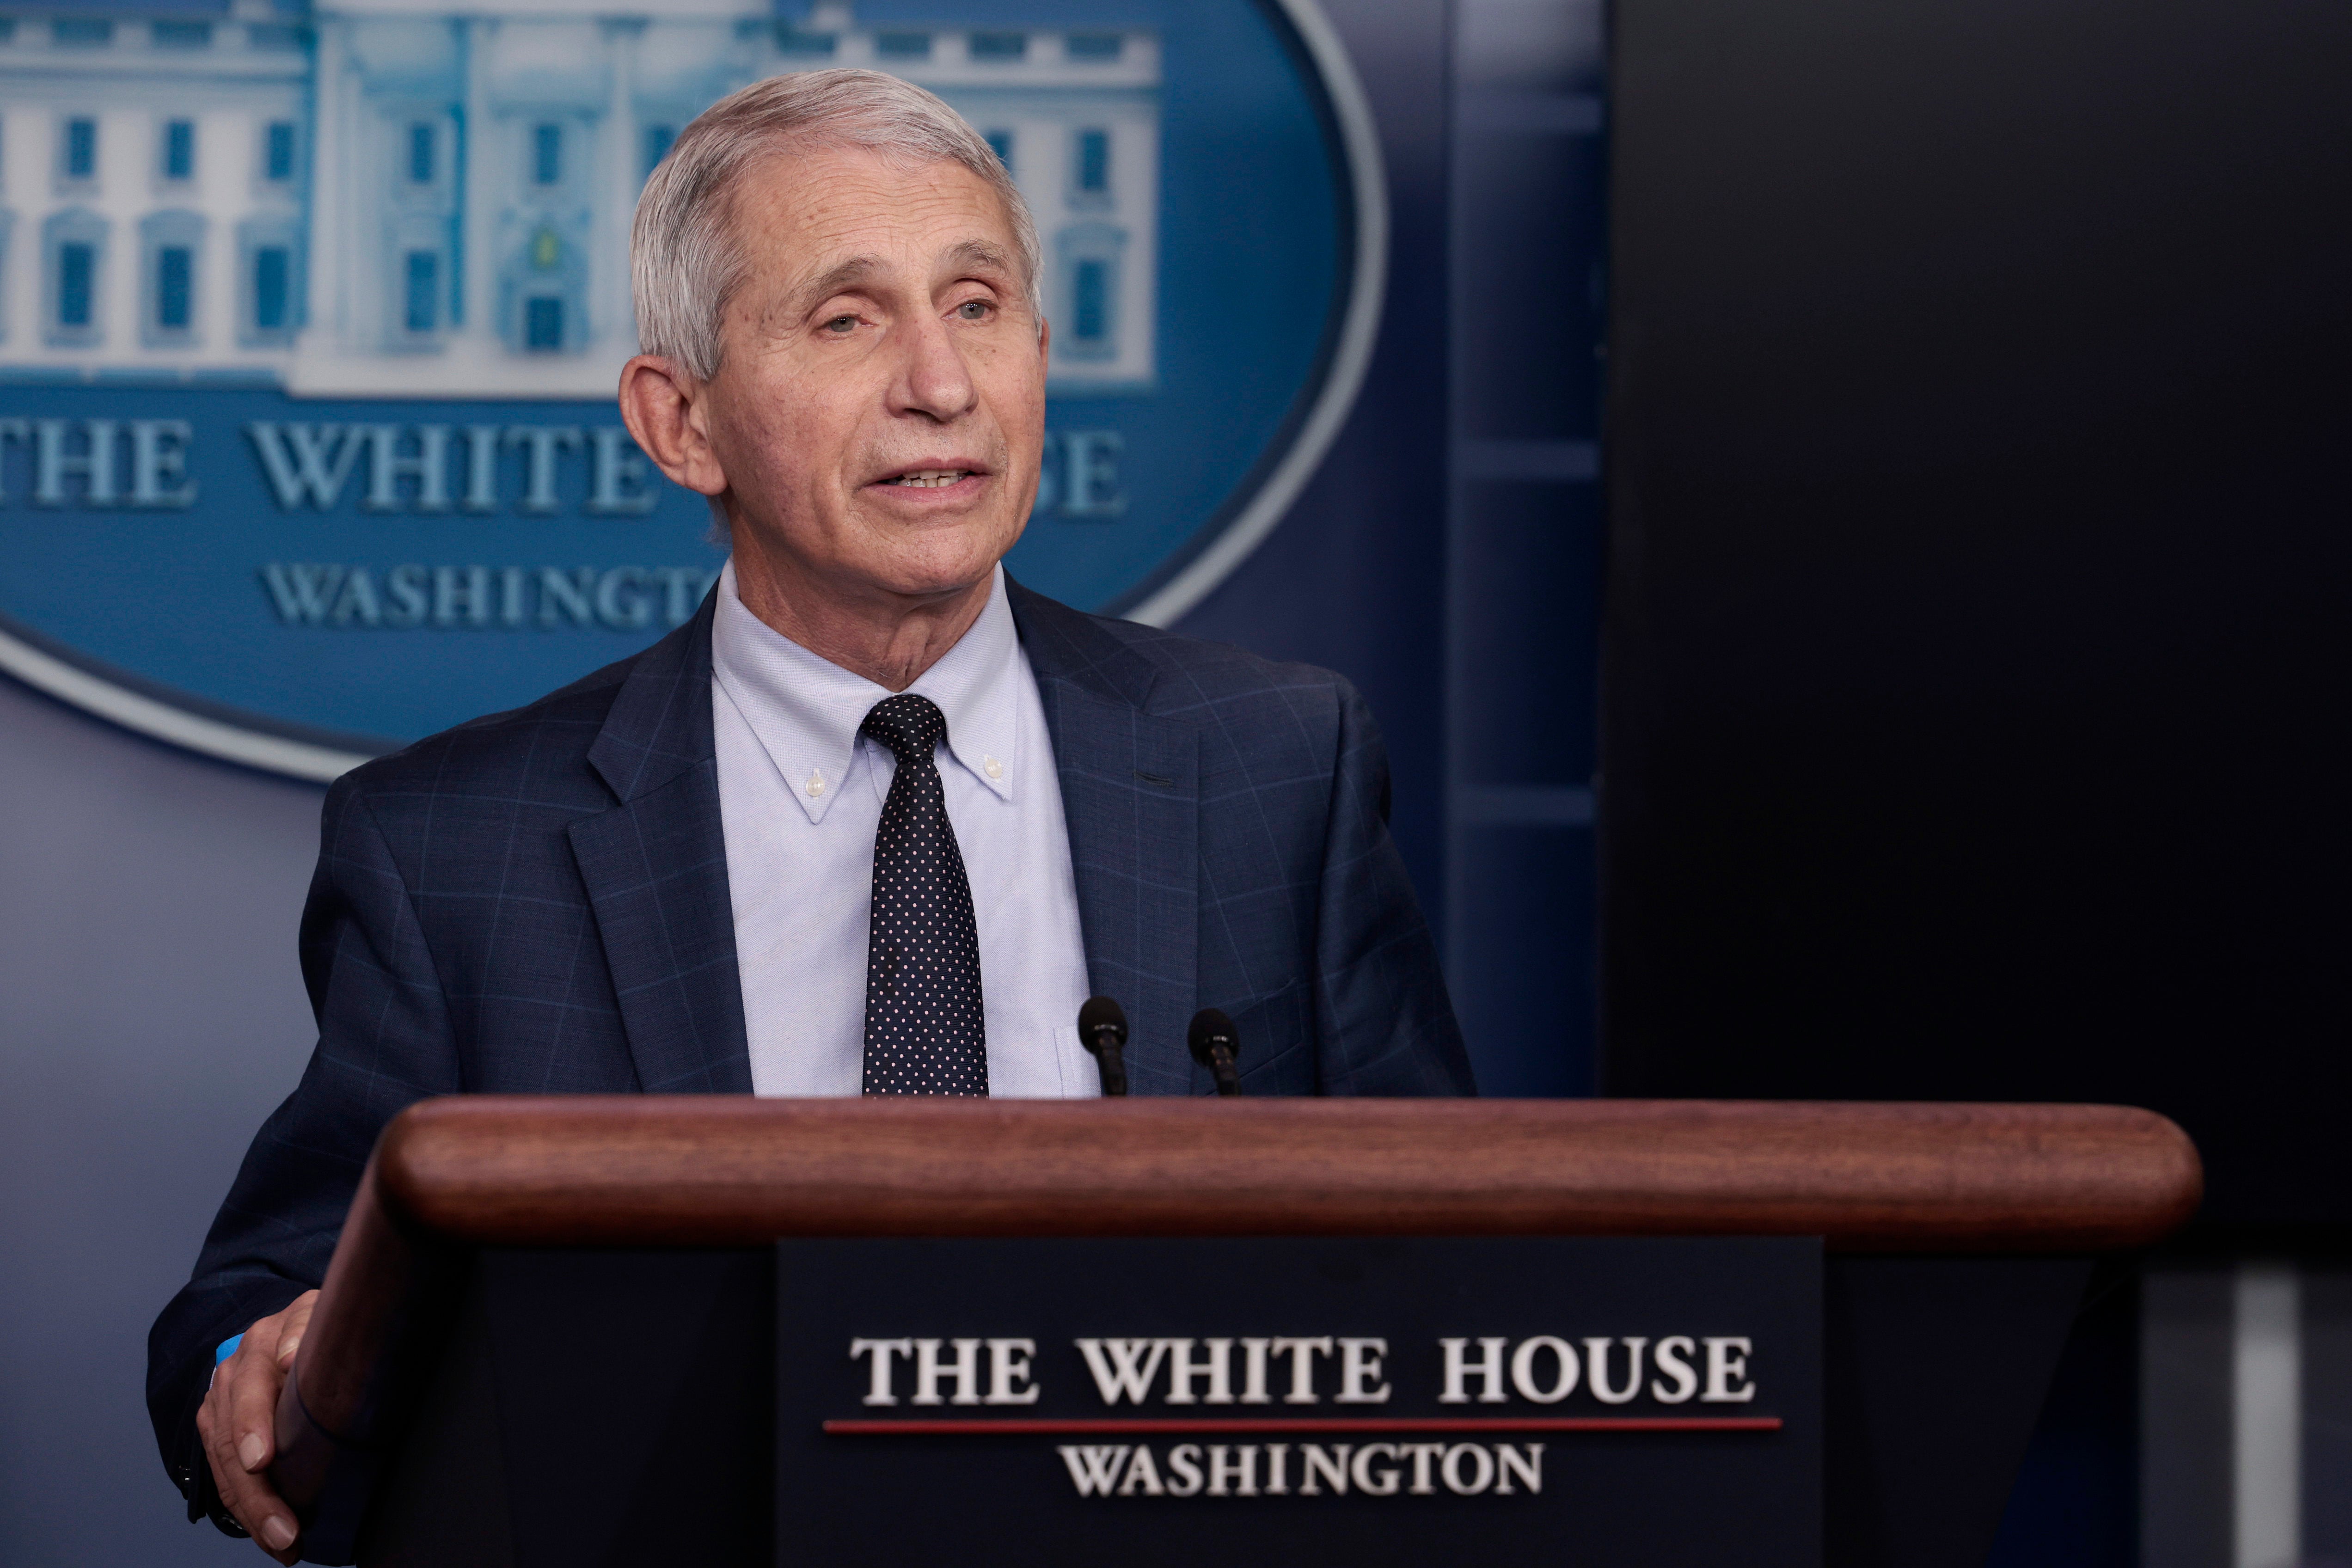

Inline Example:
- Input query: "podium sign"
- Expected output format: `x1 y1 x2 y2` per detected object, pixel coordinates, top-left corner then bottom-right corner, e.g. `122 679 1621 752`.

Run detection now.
775 1236 1822 1566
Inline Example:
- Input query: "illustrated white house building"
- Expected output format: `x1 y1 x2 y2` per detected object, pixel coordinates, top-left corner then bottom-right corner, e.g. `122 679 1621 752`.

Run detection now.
0 0 1158 396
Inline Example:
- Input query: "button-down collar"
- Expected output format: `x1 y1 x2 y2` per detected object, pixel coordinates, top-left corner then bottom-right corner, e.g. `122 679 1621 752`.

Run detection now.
710 559 1022 825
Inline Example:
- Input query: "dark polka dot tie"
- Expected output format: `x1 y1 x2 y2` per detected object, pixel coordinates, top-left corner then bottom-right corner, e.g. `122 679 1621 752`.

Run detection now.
858 693 987 1096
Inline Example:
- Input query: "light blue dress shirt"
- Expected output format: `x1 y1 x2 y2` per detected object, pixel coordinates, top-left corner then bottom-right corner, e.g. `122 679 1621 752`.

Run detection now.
710 560 1098 1097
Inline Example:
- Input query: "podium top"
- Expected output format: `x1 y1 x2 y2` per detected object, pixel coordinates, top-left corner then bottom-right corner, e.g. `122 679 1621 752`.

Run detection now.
370 1095 2199 1253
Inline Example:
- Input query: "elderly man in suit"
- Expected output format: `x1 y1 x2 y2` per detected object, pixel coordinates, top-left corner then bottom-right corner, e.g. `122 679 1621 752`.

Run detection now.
152 67 1471 1556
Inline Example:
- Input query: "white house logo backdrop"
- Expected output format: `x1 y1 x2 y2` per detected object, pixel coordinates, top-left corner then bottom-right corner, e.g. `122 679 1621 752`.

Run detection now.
0 0 1382 777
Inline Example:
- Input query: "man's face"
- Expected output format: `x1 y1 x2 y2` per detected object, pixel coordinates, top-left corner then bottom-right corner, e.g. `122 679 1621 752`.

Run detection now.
697 144 1047 605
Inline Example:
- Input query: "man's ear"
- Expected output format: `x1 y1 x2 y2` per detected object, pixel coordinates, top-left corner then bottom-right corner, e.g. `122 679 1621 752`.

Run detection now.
618 355 728 497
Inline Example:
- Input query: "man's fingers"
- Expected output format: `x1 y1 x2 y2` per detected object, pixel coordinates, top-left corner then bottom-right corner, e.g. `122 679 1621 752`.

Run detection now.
227 1343 284 1472
198 1293 319 1558
203 1403 300 1555
200 1381 243 1490
275 1292 319 1371
214 1454 300 1556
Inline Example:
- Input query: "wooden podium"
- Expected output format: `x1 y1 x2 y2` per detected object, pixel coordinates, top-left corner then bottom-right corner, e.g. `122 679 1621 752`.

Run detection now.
271 1097 2198 1568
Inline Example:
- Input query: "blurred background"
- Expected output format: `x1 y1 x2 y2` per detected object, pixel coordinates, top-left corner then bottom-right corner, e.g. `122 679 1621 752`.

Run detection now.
1 0 2344 1563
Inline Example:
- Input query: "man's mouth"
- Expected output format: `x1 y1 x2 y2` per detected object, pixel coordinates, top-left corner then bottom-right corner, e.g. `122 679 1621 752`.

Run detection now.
882 469 975 488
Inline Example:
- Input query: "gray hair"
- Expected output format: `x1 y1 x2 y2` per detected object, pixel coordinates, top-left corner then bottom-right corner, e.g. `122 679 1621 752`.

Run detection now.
631 68 1042 382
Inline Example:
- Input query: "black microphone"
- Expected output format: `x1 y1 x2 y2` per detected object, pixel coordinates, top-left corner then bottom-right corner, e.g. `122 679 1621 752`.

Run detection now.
1078 996 1130 1097
1187 1008 1242 1096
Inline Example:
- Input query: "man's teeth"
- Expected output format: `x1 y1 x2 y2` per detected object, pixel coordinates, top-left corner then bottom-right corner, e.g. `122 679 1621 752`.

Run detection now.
887 470 969 487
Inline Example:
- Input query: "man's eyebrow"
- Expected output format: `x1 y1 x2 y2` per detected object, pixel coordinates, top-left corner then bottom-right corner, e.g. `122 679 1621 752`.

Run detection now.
793 256 883 313
943 239 1019 279
788 241 1016 313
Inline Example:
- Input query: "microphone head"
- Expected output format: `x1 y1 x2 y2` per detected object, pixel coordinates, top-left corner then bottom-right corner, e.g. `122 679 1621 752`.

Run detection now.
1078 995 1129 1047
1187 1007 1239 1066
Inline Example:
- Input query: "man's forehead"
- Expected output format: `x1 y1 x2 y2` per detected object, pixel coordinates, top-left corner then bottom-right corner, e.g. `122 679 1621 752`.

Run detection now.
735 145 1017 290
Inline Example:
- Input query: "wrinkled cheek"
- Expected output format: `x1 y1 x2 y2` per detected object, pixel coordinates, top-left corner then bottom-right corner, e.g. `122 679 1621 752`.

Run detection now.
713 416 814 510
1000 416 1048 515
1005 467 1044 536
718 455 837 555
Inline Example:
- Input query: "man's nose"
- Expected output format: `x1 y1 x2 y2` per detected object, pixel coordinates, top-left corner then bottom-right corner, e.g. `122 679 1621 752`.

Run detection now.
889 312 978 423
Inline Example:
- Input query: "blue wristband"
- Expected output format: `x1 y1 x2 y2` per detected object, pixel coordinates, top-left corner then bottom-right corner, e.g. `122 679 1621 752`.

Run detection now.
215 1334 244 1366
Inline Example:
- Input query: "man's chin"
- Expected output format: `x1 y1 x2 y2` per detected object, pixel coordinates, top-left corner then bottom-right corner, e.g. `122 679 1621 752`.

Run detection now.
848 519 1023 602
850 541 1015 607
729 508 1022 611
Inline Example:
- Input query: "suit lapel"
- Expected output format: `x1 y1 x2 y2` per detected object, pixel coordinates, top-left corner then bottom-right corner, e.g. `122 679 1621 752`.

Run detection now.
1011 580 1200 1094
568 594 753 1094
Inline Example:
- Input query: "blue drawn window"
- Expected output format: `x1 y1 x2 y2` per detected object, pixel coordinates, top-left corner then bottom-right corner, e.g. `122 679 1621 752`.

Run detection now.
156 246 192 330
164 120 195 181
54 18 110 46
1054 222 1126 364
526 297 563 351
139 211 205 344
153 20 211 48
1067 33 1122 61
239 216 300 343
533 123 561 186
408 124 434 184
986 131 1013 169
404 251 438 332
59 244 95 327
1073 260 1109 342
1077 130 1110 195
876 31 930 59
254 247 289 331
970 31 1026 61
265 122 296 181
643 124 673 179
44 212 108 343
65 119 97 181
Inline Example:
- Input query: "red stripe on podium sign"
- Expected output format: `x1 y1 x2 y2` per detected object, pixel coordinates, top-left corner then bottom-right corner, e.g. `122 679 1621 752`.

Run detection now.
822 1416 1783 1435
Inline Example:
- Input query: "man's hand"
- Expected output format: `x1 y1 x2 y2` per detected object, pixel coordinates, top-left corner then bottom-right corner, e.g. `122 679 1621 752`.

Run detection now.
196 1290 318 1563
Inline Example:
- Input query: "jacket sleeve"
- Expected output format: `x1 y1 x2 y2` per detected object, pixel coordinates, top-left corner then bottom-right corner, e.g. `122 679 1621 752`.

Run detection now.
146 774 463 1502
1312 678 1478 1095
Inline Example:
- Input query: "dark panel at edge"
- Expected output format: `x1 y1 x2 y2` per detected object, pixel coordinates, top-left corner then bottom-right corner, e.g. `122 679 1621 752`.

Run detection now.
1599 0 2352 1227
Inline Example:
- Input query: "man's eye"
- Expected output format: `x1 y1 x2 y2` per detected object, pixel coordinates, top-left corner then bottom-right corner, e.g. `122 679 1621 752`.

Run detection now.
824 315 857 333
956 300 991 320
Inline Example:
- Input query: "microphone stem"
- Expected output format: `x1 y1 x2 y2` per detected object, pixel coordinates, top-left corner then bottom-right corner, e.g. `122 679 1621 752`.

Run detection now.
1089 1036 1128 1096
1209 1044 1240 1097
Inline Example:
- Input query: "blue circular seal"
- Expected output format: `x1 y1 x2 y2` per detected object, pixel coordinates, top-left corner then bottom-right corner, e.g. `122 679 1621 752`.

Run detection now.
0 0 1380 779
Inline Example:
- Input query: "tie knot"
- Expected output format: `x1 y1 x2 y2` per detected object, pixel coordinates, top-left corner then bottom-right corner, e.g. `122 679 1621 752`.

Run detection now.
860 692 947 762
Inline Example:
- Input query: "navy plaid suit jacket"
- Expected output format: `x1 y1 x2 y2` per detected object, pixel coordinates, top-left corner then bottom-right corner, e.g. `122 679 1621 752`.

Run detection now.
147 580 1471 1490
